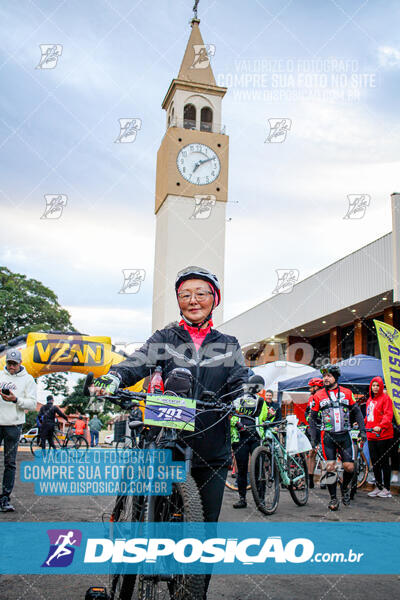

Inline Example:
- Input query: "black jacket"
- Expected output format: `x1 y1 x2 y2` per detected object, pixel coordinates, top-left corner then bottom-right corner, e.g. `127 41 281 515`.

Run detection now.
113 324 249 467
39 404 67 426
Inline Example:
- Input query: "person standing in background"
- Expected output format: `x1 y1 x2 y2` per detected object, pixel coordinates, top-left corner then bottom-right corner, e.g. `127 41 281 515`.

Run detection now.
365 376 394 498
88 415 102 447
38 395 69 450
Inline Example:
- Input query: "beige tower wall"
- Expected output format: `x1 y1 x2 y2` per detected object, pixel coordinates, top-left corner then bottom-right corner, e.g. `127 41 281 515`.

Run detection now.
152 195 226 332
392 193 400 303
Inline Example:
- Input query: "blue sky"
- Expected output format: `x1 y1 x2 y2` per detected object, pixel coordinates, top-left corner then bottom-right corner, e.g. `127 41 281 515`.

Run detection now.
1 0 399 346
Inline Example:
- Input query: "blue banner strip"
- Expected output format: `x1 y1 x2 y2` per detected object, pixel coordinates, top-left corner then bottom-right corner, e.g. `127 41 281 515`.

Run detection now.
1 522 399 574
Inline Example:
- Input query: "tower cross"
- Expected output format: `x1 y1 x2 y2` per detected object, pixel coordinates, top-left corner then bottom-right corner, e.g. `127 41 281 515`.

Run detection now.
193 0 199 20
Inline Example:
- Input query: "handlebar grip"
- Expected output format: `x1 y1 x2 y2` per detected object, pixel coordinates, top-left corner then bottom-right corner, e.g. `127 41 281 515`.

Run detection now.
83 372 94 397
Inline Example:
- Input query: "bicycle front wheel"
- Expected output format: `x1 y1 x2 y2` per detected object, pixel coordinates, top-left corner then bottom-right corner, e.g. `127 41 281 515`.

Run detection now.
142 476 205 600
30 435 42 456
250 445 280 515
288 453 309 506
109 494 143 600
65 435 89 451
116 436 135 451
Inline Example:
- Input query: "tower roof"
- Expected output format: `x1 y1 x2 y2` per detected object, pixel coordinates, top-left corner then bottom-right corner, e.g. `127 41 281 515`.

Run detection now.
177 19 216 86
162 19 226 110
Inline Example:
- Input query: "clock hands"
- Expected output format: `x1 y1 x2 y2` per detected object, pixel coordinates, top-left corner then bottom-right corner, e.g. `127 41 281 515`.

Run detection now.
192 157 214 173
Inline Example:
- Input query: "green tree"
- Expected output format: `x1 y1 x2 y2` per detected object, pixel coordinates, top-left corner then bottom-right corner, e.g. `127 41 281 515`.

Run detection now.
62 378 116 417
0 266 74 343
42 372 69 399
23 410 38 432
61 378 88 415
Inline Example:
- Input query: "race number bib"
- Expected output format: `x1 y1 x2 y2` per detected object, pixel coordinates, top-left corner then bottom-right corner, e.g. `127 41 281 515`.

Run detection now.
366 402 375 422
144 395 196 431
333 407 341 431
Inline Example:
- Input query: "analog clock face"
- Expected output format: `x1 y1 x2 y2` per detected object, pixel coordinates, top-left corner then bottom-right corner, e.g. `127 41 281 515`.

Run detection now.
176 143 221 185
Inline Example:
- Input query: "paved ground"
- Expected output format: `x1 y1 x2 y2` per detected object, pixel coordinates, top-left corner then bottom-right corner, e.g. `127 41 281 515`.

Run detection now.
1 452 399 600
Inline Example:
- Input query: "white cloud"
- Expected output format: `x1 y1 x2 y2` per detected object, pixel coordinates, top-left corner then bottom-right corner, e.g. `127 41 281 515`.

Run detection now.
378 46 400 68
66 305 151 343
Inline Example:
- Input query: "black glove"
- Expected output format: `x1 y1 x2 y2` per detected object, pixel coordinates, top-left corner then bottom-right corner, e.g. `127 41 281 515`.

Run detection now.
93 371 121 394
236 420 245 433
359 430 367 442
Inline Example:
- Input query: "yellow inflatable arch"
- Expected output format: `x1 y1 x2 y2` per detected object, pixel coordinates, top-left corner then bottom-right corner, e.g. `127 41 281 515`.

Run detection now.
0 332 144 392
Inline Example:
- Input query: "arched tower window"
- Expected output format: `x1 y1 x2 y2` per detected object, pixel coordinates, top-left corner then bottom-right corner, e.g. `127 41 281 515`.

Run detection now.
200 107 213 132
184 104 196 129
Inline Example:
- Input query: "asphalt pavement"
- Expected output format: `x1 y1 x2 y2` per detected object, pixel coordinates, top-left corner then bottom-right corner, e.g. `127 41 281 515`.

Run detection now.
1 452 399 600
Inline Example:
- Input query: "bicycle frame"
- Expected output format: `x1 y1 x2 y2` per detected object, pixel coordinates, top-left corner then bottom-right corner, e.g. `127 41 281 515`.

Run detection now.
263 428 305 486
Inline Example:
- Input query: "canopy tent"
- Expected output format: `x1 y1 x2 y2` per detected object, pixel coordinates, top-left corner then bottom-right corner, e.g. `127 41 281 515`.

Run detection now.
252 361 315 391
278 354 383 395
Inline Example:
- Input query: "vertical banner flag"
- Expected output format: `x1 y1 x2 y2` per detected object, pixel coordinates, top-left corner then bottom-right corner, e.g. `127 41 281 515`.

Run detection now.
374 319 400 425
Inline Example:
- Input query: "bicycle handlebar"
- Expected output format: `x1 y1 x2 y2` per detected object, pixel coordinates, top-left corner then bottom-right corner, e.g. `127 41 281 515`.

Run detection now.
83 371 234 413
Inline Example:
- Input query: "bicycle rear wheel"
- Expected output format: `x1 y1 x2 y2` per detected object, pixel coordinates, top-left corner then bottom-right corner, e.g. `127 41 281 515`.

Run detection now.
250 445 280 515
66 434 89 451
288 453 309 506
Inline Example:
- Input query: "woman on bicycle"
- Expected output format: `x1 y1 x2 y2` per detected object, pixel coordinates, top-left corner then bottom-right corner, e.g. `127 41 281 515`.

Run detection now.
93 266 249 595
365 376 394 498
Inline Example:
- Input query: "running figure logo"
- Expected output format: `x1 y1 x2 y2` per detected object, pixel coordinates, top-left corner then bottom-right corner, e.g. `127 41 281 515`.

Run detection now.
115 118 142 143
190 195 216 219
119 269 146 294
190 45 216 69
41 194 67 219
272 269 299 294
265 119 292 143
42 529 82 567
36 45 63 69
343 195 371 219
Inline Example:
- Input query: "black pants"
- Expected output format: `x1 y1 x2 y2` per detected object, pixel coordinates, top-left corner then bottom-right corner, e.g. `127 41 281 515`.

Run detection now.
40 424 56 449
191 465 228 522
0 424 21 499
232 435 259 498
191 465 228 598
368 438 393 490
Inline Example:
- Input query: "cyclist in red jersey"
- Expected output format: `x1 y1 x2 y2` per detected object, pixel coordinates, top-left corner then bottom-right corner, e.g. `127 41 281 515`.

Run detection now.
309 364 366 511
73 416 86 436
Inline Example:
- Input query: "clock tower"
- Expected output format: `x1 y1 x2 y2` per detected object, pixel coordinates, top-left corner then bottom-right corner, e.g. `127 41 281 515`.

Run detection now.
152 16 228 331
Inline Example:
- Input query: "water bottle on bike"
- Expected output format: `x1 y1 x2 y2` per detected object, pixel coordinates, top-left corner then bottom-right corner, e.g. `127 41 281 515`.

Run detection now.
147 366 164 394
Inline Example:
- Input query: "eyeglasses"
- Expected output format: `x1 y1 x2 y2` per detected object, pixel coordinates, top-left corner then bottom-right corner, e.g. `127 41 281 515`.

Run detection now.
177 291 214 302
6 361 19 367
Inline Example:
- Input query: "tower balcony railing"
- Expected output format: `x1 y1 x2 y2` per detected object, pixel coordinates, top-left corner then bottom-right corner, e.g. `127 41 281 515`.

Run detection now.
168 117 226 135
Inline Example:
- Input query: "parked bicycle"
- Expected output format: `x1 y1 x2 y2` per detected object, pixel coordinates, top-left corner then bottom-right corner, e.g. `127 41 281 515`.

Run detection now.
115 407 145 451
84 371 263 600
30 422 89 455
314 426 375 492
249 419 309 515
